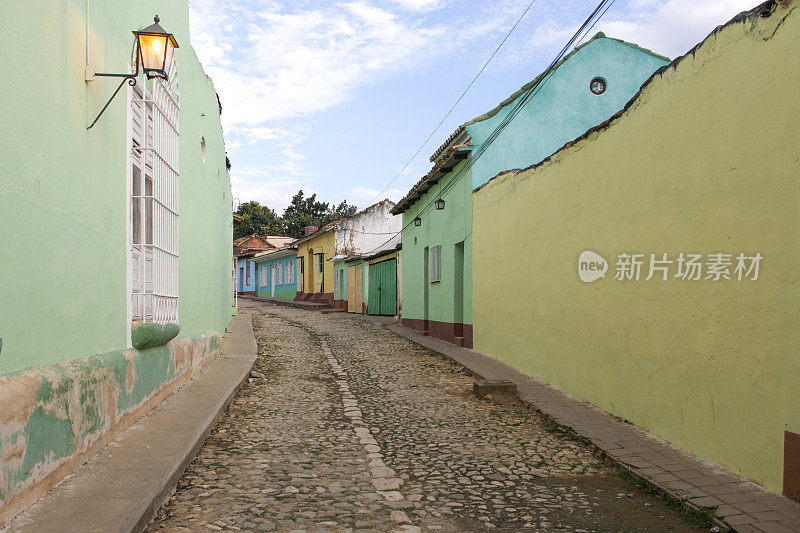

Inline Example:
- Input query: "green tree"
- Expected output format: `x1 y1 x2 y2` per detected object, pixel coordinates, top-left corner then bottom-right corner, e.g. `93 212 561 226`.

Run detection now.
234 201 283 239
281 190 356 238
327 200 358 224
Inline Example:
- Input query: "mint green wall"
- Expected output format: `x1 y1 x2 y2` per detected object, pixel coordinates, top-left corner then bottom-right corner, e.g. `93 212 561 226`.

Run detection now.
0 1 231 374
257 289 296 301
467 36 669 189
400 159 472 325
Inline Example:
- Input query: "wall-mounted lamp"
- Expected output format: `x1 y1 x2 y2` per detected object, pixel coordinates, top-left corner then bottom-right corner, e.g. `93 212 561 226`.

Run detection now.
87 16 179 129
435 198 446 210
413 216 422 227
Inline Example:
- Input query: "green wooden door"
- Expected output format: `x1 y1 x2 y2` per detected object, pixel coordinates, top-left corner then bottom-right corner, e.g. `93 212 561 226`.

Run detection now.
368 259 397 316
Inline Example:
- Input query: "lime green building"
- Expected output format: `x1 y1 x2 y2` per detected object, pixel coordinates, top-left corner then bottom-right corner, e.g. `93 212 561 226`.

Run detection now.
473 1 800 496
392 33 668 348
0 1 232 521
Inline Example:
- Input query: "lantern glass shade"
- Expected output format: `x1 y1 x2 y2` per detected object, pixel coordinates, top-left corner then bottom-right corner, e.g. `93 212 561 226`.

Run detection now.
413 216 422 227
435 199 445 210
134 17 179 80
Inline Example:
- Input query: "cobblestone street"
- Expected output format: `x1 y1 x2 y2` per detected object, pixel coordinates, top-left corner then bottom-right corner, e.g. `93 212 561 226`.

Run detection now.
148 301 703 532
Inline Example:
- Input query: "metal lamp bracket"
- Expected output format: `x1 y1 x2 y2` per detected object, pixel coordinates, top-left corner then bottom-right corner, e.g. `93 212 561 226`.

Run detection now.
86 49 141 130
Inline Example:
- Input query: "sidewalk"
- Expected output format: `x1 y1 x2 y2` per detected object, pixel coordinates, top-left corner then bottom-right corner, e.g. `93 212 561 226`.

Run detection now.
386 323 800 533
4 313 258 533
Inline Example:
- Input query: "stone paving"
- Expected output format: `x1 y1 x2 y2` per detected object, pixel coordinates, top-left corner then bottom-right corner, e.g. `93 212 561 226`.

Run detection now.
147 301 704 532
384 323 800 533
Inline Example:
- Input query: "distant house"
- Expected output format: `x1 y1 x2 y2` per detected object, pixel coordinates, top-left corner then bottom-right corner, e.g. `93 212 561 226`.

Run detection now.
295 200 401 307
254 246 298 300
392 33 669 348
234 234 278 295
332 232 402 316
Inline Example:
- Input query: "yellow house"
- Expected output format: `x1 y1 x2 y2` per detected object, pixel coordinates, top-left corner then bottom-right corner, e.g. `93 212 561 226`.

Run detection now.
294 225 336 305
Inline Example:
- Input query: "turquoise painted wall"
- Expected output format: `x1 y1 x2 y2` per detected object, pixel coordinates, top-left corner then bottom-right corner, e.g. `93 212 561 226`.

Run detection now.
400 159 473 326
0 1 232 374
255 252 297 300
467 36 669 189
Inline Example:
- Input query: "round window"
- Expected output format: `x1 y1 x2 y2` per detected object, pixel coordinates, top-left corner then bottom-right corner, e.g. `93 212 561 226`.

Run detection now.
590 77 606 95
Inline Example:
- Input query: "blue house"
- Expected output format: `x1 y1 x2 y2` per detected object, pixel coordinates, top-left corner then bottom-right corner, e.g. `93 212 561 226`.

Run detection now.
255 247 298 300
233 234 293 295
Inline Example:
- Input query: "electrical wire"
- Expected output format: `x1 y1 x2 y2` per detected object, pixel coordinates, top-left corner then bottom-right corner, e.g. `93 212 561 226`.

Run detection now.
392 0 617 237
369 0 540 203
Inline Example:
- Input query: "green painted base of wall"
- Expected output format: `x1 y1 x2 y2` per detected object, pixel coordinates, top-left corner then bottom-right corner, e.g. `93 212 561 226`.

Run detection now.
257 289 296 301
0 331 220 523
231 307 238 316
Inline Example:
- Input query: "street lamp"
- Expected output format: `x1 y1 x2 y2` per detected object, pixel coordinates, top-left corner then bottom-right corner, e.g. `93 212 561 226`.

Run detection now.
134 16 179 80
435 198 446 210
413 216 422 227
87 15 179 129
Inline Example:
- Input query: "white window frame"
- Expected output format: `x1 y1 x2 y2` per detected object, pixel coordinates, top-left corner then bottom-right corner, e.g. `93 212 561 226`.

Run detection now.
127 65 180 329
286 260 295 284
276 262 283 286
429 245 441 283
260 264 268 288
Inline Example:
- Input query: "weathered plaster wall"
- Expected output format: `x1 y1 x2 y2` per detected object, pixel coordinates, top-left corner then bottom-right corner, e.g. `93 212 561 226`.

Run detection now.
0 332 220 523
0 0 231 521
472 2 800 492
401 160 472 330
334 201 401 256
468 36 669 189
0 0 232 373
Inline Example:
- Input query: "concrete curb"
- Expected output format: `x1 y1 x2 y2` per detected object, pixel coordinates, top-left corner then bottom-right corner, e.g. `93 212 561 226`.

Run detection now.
4 314 258 533
384 322 800 533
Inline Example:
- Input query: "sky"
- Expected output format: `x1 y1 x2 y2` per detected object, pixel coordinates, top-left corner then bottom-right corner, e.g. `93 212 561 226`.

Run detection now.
188 0 756 214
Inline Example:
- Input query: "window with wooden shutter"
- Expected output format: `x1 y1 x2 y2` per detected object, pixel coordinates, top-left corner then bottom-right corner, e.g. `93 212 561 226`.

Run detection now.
129 65 180 325
429 245 441 283
286 260 294 284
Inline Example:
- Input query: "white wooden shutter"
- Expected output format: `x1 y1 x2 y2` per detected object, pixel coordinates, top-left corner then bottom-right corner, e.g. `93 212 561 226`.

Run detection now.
429 245 441 283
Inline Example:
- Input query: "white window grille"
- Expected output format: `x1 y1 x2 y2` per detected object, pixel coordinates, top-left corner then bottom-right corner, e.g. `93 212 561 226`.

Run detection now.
246 260 251 285
429 245 441 283
276 263 283 285
286 260 295 284
129 70 180 324
260 265 268 288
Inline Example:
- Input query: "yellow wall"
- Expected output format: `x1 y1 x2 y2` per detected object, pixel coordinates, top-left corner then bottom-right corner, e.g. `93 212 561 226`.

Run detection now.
296 230 335 294
473 2 799 493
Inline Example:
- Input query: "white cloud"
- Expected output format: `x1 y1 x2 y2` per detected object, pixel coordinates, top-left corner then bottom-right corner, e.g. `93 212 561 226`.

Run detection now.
230 171 312 213
389 0 447 12
191 1 451 129
597 0 757 59
343 186 407 207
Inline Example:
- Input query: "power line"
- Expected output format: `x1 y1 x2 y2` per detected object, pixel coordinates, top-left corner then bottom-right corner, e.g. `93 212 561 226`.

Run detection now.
390 0 618 237
370 0 540 203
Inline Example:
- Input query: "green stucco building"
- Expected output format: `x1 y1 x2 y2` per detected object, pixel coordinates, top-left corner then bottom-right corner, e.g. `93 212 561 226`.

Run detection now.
0 1 232 521
392 34 669 348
